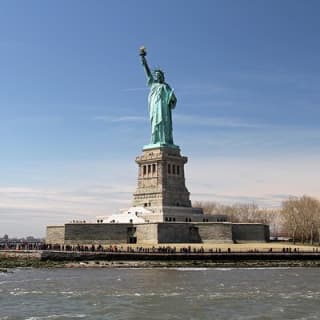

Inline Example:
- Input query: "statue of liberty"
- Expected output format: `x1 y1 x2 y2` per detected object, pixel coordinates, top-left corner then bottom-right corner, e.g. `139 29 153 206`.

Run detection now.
140 47 177 148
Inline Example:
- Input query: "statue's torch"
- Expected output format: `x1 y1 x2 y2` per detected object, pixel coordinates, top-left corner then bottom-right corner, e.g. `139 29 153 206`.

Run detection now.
139 46 147 56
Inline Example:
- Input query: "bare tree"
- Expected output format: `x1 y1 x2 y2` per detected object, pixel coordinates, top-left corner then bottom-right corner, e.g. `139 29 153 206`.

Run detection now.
282 197 300 243
194 200 282 236
195 196 320 243
281 195 320 244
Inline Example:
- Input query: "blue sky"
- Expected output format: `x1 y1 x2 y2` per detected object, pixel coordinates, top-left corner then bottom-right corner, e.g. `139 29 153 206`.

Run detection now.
0 1 320 237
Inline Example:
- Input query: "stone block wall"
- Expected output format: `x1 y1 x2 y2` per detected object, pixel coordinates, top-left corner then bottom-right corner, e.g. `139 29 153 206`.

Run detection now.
46 222 270 245
232 223 270 242
195 223 233 243
64 223 132 245
46 226 65 244
157 223 201 243
136 223 158 244
133 147 191 208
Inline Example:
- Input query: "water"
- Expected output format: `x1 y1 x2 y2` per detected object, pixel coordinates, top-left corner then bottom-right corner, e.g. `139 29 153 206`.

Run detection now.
0 267 320 320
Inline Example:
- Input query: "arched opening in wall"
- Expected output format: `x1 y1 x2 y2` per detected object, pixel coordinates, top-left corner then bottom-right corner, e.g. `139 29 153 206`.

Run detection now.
168 163 171 174
165 217 169 221
176 202 180 207
148 165 151 174
177 165 180 175
172 164 176 174
152 164 156 173
143 165 146 175
173 217 176 222
144 203 148 207
185 218 188 222
130 219 133 223
169 217 172 222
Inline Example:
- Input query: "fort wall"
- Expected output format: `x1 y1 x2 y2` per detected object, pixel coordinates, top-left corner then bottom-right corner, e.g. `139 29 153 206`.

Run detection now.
46 222 269 245
136 223 158 244
232 223 270 242
64 223 131 245
195 223 233 243
157 223 201 243
46 226 65 244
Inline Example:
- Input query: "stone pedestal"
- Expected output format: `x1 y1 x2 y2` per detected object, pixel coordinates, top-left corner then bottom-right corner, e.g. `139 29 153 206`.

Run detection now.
133 147 191 207
133 146 206 222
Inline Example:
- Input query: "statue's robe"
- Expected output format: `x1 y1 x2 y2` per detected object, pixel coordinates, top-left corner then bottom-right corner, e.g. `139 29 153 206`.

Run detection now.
147 77 176 145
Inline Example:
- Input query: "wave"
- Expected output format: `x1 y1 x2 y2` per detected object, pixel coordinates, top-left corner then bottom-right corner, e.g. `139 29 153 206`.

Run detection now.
111 292 181 297
166 267 210 271
10 289 43 296
24 314 87 320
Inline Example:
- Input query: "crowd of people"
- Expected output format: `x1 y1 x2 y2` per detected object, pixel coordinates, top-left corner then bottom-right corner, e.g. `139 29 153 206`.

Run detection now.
0 242 319 253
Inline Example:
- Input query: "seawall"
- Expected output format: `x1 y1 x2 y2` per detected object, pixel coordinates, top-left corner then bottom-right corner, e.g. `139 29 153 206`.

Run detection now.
2 250 320 263
40 251 320 261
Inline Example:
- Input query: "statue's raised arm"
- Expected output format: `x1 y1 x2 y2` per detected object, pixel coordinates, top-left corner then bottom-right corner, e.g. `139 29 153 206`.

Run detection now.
140 46 153 83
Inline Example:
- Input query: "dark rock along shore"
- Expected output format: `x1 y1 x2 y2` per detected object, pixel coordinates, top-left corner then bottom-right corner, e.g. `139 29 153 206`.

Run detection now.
1 249 320 269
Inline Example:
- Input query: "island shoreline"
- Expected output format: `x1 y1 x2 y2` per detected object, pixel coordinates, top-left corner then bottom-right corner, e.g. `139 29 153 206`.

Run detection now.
2 249 320 270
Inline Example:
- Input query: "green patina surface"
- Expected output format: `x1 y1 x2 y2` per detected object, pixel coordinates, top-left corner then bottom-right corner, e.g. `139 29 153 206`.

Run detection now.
140 47 178 150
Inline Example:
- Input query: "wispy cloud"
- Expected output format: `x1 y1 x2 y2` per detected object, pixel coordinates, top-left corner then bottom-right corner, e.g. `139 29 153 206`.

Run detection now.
186 155 320 208
0 185 132 226
0 183 135 237
175 121 320 157
191 192 292 208
175 114 267 129
94 113 266 128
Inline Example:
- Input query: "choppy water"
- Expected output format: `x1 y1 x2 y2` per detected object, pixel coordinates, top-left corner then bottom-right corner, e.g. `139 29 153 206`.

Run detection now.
0 267 320 319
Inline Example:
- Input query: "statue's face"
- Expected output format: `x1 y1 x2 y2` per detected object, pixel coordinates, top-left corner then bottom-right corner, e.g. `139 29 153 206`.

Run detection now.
155 71 165 83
